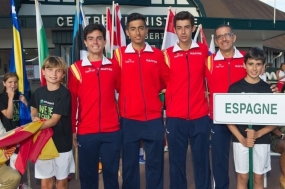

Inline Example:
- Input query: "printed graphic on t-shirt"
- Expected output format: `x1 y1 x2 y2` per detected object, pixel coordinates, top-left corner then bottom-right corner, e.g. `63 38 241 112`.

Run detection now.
12 100 19 122
38 99 54 120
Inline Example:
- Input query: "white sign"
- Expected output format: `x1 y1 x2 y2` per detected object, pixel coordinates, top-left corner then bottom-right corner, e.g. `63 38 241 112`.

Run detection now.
214 93 285 125
33 65 40 79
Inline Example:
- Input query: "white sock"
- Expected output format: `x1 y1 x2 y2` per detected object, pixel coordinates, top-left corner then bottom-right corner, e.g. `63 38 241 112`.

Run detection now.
139 148 144 156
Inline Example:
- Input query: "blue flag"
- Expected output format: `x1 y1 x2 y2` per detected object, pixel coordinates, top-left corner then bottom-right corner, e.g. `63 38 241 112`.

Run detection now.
9 0 30 99
71 0 87 63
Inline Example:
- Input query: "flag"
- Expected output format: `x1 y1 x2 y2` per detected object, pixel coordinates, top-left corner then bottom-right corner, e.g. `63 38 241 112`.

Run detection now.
161 8 177 50
35 0 49 86
9 0 30 97
71 0 88 63
101 14 107 57
29 128 58 163
209 34 215 54
109 2 115 58
200 27 208 47
0 121 42 148
193 24 201 43
114 4 126 48
19 101 32 126
0 121 58 174
206 35 215 73
0 146 16 168
194 25 215 72
106 7 112 58
106 3 126 58
198 25 215 55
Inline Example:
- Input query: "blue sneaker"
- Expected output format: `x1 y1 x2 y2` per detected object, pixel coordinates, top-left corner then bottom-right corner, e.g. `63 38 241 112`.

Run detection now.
139 155 145 164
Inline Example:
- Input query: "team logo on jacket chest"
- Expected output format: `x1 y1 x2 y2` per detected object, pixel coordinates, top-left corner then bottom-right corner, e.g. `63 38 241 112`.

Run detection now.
174 53 183 58
235 65 244 68
146 59 157 64
85 67 96 73
125 59 135 63
189 52 202 55
215 63 225 68
101 68 113 71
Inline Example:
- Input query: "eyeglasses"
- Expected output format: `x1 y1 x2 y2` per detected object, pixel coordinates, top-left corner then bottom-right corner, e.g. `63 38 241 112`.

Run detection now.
215 33 234 40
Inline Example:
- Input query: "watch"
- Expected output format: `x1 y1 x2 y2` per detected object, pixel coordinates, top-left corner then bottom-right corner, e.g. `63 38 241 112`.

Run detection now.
281 134 285 140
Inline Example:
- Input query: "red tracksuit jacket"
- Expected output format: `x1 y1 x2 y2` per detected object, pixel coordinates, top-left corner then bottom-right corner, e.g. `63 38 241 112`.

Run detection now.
114 43 169 121
205 48 246 119
163 42 209 120
68 56 120 134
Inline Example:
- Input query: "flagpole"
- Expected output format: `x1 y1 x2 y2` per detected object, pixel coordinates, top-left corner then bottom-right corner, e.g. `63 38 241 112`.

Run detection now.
74 0 79 181
200 24 203 43
110 1 115 59
105 7 109 57
209 34 215 54
30 0 41 185
79 0 86 28
105 7 108 58
248 124 254 189
35 0 42 86
101 14 104 25
76 0 79 23
273 0 276 25
115 3 119 47
161 7 171 50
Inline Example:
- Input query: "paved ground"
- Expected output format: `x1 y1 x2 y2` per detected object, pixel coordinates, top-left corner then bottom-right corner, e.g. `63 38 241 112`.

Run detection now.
24 144 281 189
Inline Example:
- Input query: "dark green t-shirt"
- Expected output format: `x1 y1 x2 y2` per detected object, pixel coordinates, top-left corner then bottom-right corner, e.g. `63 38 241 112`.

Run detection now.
30 85 72 153
0 92 20 131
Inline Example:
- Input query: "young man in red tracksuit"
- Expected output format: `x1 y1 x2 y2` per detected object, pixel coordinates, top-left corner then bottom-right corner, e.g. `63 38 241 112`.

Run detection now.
114 13 169 189
205 24 246 189
68 23 121 189
163 11 211 189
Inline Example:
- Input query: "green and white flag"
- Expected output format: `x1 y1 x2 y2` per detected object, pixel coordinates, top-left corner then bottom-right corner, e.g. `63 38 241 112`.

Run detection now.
35 0 49 86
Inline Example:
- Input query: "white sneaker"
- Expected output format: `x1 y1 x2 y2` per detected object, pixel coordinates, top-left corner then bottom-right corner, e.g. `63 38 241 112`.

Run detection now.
164 146 168 152
19 183 29 189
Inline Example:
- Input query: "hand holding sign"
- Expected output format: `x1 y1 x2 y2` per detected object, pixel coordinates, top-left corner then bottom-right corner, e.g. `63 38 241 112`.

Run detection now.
246 137 255 148
246 129 257 140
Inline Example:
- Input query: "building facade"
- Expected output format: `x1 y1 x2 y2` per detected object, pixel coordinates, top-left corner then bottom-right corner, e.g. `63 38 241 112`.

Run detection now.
0 0 285 90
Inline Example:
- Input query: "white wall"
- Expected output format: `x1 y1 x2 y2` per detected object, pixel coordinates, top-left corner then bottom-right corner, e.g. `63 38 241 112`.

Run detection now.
0 29 54 49
18 4 200 17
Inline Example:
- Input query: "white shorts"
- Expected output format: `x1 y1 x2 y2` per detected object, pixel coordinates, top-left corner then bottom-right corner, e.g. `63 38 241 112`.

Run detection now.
233 142 271 174
35 150 75 180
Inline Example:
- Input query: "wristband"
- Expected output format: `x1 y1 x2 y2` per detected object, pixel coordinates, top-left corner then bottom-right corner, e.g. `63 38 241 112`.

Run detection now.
281 134 284 140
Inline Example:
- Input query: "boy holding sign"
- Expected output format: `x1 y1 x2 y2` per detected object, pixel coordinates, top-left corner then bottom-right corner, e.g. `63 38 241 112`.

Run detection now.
227 47 276 189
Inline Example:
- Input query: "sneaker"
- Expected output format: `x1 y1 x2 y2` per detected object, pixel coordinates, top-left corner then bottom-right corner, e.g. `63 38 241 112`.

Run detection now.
139 155 145 164
19 183 29 189
164 146 168 152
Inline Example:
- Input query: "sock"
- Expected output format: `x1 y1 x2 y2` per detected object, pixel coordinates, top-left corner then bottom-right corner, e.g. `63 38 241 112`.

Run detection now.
139 147 144 156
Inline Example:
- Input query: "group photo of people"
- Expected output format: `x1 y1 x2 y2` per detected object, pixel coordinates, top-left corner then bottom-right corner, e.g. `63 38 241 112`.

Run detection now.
1 0 285 189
